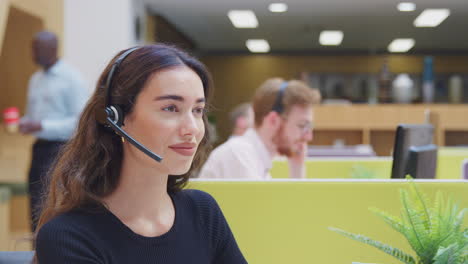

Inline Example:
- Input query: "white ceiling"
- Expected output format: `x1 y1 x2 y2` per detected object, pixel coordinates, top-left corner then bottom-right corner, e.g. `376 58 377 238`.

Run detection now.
144 0 468 54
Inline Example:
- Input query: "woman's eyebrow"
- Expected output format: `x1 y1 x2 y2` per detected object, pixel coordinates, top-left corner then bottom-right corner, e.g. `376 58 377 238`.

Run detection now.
154 95 205 103
154 95 183 101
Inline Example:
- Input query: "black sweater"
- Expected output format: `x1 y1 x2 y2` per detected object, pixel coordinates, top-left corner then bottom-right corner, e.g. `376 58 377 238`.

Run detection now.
36 189 247 264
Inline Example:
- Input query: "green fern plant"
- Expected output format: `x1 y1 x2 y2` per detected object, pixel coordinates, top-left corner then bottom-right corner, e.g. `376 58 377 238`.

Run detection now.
329 178 467 264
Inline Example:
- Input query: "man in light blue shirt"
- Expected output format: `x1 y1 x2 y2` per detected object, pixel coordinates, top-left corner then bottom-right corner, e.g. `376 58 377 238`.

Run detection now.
19 31 88 231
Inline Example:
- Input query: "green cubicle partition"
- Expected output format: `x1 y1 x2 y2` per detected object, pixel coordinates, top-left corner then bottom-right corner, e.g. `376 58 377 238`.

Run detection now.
188 179 468 264
437 147 468 179
271 157 392 179
271 147 468 179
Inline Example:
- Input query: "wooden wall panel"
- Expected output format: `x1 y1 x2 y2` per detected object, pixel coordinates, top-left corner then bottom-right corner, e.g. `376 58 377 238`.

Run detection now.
312 130 362 146
201 55 468 142
0 7 43 113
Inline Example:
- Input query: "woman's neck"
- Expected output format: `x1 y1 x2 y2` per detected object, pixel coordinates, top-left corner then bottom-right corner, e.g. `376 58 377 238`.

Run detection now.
102 155 175 237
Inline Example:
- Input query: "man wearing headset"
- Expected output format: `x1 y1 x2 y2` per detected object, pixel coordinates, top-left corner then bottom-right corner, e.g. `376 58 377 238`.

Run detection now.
199 78 320 179
19 31 88 231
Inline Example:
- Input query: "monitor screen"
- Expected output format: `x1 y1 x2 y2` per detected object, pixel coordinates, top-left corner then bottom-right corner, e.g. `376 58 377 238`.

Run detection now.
391 124 436 179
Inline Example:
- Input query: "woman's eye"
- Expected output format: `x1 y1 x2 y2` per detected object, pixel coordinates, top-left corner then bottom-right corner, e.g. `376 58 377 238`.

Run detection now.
193 107 205 115
162 105 178 112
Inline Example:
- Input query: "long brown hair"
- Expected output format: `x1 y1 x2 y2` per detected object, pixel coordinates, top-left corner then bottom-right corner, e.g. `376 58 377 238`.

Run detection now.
35 44 213 237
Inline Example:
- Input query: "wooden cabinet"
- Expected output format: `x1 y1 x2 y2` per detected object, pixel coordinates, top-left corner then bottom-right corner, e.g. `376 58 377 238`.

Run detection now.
312 104 468 156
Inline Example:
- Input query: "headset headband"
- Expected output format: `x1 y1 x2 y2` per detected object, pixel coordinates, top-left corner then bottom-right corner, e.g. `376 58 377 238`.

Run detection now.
104 47 140 107
272 81 288 114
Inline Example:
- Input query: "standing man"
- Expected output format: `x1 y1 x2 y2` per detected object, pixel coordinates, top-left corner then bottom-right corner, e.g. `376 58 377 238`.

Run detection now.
20 31 88 231
199 78 320 179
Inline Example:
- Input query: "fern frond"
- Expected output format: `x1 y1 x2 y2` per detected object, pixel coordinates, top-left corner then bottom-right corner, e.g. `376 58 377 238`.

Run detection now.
454 208 467 233
433 244 463 264
438 203 464 248
442 198 457 230
401 189 429 258
329 227 417 264
448 209 468 249
430 192 444 244
409 180 432 231
370 207 406 235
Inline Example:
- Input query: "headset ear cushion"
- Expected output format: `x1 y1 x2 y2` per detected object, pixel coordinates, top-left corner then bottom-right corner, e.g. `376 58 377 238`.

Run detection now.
96 107 109 125
96 105 124 127
109 105 124 127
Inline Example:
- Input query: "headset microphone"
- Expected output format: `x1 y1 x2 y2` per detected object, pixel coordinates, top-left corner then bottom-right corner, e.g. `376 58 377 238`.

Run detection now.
105 116 163 162
98 47 163 163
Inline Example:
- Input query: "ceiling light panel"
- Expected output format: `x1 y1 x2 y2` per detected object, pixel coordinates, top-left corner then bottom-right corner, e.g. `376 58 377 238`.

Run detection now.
388 38 415 52
228 10 258 28
414 9 450 27
397 2 416 12
319 31 344 46
269 3 288 13
246 39 270 53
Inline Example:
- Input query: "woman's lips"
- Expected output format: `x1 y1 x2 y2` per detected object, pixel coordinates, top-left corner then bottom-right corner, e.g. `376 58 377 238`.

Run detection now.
169 143 196 156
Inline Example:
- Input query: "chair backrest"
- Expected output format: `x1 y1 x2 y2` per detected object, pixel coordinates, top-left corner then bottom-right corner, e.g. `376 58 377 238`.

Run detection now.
0 251 34 264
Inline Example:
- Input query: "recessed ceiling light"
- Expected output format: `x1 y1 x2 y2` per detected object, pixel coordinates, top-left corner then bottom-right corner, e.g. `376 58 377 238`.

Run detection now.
319 31 344 46
397 2 416 12
246 39 270 53
414 9 450 27
388 38 415 52
269 3 288 13
228 10 258 28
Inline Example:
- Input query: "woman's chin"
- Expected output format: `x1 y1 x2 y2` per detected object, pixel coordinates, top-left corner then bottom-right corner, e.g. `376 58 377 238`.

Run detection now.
168 161 193 176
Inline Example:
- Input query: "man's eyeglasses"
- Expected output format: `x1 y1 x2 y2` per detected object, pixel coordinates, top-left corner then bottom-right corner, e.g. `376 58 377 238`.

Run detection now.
297 122 313 134
280 115 313 134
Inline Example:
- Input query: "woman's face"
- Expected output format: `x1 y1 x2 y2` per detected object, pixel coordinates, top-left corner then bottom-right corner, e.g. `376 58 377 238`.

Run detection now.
123 65 206 175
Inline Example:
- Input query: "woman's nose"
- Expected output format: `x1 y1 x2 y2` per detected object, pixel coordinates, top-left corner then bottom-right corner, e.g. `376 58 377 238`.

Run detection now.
180 112 199 136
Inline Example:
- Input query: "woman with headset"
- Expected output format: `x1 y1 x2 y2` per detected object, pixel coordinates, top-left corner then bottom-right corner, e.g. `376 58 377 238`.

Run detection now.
34 44 247 263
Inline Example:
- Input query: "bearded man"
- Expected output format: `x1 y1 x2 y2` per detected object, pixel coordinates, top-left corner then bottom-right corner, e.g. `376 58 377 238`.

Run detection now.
199 78 320 179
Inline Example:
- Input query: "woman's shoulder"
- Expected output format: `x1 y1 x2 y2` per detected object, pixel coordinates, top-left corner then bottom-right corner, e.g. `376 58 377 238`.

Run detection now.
37 208 107 242
174 189 223 220
36 209 109 262
176 189 218 207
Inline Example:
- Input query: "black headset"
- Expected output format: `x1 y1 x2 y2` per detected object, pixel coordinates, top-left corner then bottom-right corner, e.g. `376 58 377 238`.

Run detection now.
97 47 163 162
272 81 288 114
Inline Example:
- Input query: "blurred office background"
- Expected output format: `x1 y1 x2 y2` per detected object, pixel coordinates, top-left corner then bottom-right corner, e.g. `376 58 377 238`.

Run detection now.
2 0 468 151
0 0 467 259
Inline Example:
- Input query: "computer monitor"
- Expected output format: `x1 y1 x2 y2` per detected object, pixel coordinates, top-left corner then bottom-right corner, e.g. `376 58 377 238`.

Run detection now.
391 124 437 179
406 144 438 179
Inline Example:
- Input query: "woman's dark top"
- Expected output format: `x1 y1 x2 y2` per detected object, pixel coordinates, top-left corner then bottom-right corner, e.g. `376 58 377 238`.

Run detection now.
36 189 247 264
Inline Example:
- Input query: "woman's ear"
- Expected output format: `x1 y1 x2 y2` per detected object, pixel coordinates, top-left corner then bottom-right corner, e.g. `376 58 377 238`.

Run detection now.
121 110 133 128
